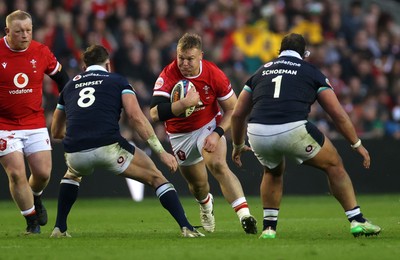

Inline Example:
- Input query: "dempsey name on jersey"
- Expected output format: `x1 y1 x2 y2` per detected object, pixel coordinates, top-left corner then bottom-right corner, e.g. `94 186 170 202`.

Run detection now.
75 80 103 89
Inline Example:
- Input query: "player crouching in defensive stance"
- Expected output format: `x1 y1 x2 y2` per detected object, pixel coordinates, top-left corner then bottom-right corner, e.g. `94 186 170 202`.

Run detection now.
50 44 203 238
231 33 381 239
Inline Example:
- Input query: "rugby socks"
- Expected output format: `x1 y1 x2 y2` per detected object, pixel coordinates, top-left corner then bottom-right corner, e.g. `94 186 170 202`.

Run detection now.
231 197 251 221
345 206 366 223
54 178 80 233
156 182 193 230
263 208 279 231
32 190 43 197
197 193 213 211
22 206 39 229
21 206 36 217
32 191 44 210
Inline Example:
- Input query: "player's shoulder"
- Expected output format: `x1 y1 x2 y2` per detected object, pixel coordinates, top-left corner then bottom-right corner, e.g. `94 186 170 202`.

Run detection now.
108 72 133 89
202 59 223 71
0 37 6 52
301 59 319 71
162 60 179 75
28 40 55 56
29 40 49 50
157 62 181 85
201 59 228 82
108 71 125 80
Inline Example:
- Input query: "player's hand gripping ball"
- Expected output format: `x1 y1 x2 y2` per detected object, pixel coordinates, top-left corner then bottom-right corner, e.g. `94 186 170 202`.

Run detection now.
170 79 196 117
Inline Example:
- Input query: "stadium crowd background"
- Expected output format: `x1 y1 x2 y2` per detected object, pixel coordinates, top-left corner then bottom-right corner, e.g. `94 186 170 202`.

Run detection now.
1 0 400 147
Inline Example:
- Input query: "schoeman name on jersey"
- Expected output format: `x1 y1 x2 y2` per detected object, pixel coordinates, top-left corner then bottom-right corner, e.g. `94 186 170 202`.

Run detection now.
262 69 297 76
261 59 301 76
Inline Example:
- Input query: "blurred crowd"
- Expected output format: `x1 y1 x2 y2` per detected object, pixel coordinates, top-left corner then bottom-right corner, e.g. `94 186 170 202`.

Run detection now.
1 0 400 145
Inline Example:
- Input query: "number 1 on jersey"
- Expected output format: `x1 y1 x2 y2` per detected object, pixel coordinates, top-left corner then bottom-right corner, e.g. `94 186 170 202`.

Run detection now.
272 75 282 98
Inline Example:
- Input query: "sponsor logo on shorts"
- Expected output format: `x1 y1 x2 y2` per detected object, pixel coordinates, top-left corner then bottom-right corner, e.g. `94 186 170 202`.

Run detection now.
117 156 125 164
0 138 7 151
176 150 186 161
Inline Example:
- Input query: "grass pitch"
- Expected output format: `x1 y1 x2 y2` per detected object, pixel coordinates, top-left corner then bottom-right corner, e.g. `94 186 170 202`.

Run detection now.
0 194 399 260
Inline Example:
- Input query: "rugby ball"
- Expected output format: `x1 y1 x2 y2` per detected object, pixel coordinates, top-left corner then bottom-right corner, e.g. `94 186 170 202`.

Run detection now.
170 80 196 117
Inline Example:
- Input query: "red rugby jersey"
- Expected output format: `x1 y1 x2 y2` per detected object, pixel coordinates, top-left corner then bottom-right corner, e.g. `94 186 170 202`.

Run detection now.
0 37 60 130
153 59 234 133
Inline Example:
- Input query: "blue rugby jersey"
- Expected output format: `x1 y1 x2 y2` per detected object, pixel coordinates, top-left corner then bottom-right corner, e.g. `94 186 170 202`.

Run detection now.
244 54 332 125
57 66 135 152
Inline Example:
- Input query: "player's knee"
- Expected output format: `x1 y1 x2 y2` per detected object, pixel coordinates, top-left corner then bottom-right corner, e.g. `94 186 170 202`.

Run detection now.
147 171 168 188
189 182 209 194
31 172 51 183
207 160 228 175
7 171 28 185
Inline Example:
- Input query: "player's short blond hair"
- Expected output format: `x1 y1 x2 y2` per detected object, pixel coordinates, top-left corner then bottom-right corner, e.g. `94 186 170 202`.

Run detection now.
5 10 32 27
177 33 202 51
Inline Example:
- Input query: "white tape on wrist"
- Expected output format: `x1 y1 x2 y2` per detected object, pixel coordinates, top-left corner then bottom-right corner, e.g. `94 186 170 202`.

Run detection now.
233 142 245 150
350 139 362 149
147 135 165 154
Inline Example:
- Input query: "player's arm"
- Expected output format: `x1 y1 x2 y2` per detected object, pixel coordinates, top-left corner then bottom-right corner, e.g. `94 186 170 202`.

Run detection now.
318 88 359 145
123 92 178 171
317 88 370 168
51 107 66 139
215 93 237 134
149 88 199 122
231 89 252 148
123 93 160 144
231 89 253 167
202 93 237 153
49 65 70 92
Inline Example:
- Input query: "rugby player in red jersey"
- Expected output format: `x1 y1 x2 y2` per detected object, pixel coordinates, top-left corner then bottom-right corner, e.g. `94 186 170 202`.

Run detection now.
0 10 69 234
150 33 257 234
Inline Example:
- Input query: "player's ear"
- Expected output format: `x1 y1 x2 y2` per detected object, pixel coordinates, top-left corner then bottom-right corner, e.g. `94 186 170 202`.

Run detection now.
105 62 111 72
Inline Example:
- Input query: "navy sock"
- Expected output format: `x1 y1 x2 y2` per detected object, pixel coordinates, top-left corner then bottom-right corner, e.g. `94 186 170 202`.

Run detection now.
263 208 279 231
263 220 278 231
156 182 193 230
346 206 366 223
55 179 79 232
349 213 365 223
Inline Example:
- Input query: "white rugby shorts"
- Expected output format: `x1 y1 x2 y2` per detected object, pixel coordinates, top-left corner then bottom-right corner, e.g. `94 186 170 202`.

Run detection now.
168 118 218 166
65 142 134 176
0 128 51 157
248 121 323 169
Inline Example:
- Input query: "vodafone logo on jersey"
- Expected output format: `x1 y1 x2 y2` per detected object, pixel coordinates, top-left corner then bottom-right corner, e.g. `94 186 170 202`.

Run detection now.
73 75 82 81
9 73 33 94
13 73 29 88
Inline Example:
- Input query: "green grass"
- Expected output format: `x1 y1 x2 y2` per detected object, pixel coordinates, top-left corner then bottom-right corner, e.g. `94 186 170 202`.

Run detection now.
0 194 399 260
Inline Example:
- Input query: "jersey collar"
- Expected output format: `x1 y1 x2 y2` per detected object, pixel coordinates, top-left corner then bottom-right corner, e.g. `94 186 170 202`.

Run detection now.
278 50 302 60
86 65 107 72
3 36 28 52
